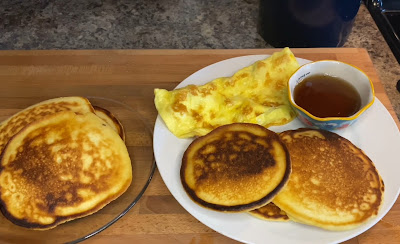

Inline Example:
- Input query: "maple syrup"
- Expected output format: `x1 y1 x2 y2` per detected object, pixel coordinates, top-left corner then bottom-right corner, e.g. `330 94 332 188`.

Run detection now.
294 75 361 118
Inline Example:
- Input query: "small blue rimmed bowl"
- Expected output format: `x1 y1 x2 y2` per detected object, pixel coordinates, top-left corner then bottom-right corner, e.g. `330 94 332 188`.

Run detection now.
288 60 375 130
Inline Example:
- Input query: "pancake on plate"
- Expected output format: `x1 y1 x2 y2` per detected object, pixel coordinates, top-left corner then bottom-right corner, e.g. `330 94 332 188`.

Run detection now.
0 97 94 155
93 106 125 141
181 123 291 212
249 202 289 221
273 128 384 231
154 47 299 138
0 111 132 230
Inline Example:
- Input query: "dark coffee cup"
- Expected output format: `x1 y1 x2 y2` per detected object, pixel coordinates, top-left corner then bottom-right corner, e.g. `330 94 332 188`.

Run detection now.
258 0 361 47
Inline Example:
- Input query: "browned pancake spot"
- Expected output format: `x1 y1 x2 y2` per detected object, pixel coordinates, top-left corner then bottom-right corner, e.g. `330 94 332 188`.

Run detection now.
192 131 275 184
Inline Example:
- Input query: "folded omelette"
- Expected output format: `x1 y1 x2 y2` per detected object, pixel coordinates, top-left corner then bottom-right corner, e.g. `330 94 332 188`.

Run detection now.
154 48 300 138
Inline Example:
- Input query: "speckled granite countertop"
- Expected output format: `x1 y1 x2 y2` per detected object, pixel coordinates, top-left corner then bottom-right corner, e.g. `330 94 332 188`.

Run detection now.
1 0 399 120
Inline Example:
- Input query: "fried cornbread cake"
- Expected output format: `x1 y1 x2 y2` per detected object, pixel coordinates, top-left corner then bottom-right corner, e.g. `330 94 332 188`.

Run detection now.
155 47 299 138
0 111 132 230
0 97 94 155
93 106 125 141
273 128 384 230
249 202 289 221
181 123 291 212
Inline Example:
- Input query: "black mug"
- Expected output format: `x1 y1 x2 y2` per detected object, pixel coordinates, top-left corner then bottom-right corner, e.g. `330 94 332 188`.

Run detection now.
258 0 361 47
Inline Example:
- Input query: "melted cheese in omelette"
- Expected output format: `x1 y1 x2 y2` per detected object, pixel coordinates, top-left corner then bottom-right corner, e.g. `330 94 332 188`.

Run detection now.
154 48 300 138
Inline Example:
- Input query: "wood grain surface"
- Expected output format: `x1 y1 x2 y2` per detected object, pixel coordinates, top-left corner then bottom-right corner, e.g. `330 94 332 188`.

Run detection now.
0 48 398 244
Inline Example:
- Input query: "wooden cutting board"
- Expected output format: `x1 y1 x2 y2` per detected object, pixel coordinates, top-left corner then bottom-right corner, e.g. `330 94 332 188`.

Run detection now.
0 48 398 244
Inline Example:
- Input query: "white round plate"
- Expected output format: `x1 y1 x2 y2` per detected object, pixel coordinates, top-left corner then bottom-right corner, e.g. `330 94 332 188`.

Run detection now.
153 55 400 244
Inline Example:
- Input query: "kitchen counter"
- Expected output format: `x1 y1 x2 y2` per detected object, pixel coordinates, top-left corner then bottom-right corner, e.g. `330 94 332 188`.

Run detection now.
346 4 400 120
0 1 398 120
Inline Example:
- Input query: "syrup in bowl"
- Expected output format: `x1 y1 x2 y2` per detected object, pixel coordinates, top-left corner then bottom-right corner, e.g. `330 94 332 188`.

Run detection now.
293 74 362 118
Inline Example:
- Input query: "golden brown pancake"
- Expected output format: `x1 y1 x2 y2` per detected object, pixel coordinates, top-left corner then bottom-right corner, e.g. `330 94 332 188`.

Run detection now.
0 97 94 155
93 106 125 141
181 123 291 212
249 202 289 221
0 111 132 230
273 128 384 230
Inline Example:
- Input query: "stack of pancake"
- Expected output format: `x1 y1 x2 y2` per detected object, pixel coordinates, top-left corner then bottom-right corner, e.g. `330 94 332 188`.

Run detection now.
181 124 384 231
0 97 132 230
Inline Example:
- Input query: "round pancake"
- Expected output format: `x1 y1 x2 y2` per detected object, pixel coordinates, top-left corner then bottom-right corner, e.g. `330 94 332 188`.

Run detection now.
249 202 289 221
181 123 291 212
93 106 125 141
273 128 384 231
0 111 132 230
0 97 94 156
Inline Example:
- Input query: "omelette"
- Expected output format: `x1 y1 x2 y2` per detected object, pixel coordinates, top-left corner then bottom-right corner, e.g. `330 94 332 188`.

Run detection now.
154 48 299 138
